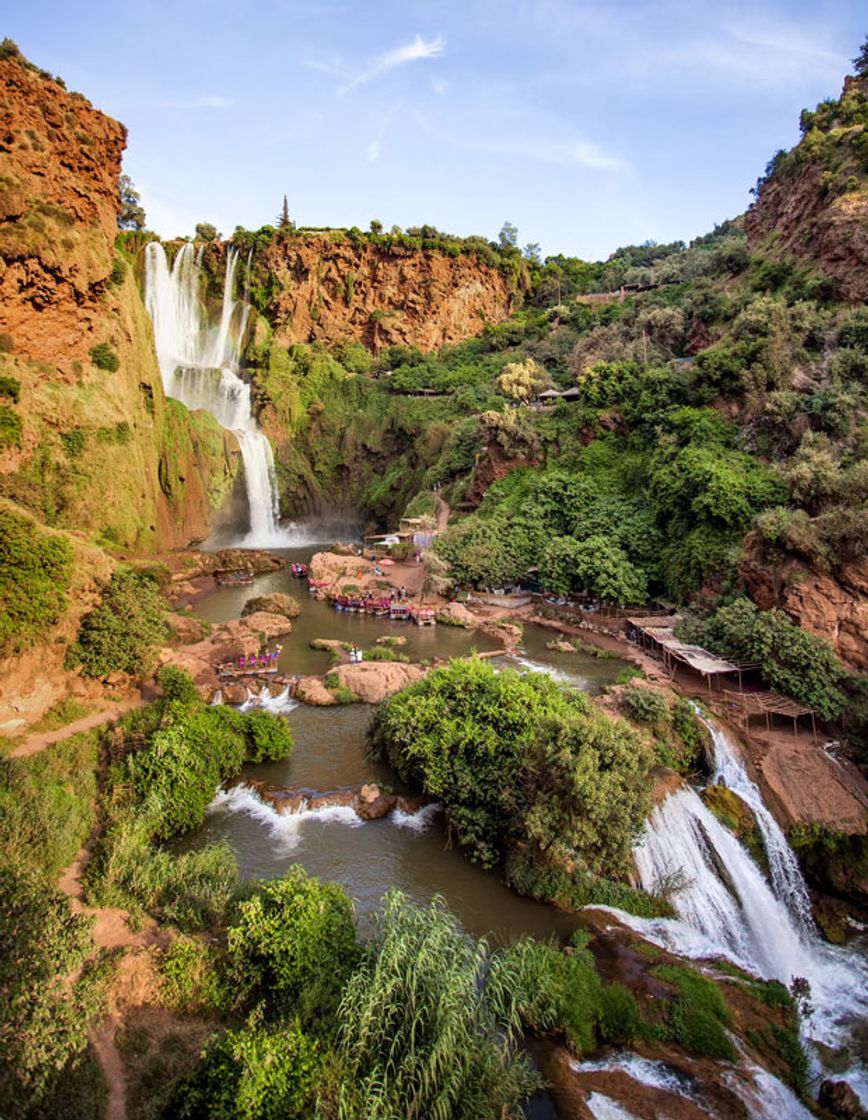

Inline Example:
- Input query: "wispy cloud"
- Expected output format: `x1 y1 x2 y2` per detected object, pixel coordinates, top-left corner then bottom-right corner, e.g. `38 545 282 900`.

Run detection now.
160 95 234 110
339 34 445 96
486 133 625 171
367 137 382 162
366 107 399 163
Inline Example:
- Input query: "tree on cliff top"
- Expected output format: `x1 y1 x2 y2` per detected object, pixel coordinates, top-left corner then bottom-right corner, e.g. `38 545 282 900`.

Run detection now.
117 173 146 230
854 35 868 77
194 222 220 242
276 195 295 230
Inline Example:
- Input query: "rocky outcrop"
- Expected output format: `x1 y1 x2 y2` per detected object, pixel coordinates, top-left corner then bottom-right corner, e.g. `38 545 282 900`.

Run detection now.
238 778 431 823
241 592 300 620
159 612 291 697
741 532 868 670
745 75 868 303
333 660 426 704
254 235 518 353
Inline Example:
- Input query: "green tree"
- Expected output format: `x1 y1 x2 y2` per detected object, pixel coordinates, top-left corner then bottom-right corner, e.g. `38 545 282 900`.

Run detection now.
227 868 358 1025
276 195 294 229
853 34 868 77
498 220 518 249
370 659 586 866
497 357 552 401
540 534 647 604
522 711 650 876
117 173 146 230
66 569 167 679
195 222 220 241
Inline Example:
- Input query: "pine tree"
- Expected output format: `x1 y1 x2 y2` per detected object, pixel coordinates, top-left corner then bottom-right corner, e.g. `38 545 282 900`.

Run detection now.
854 35 868 78
277 195 291 229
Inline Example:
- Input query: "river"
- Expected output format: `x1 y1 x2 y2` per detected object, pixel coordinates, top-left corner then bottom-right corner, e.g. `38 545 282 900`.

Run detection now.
179 536 628 943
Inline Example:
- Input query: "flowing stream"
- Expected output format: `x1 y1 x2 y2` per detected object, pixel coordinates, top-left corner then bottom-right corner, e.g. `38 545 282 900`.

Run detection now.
143 241 283 545
612 716 868 1098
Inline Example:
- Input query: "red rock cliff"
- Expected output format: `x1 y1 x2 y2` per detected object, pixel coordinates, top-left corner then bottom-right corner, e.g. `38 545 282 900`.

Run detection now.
745 75 868 304
258 235 520 352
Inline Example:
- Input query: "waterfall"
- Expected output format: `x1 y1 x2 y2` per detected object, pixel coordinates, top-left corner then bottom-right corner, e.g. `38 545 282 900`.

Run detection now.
143 241 283 546
612 716 868 1096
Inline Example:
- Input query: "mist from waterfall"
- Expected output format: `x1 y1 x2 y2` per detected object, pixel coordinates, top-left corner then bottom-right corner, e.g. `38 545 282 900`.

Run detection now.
143 241 283 546
612 716 868 1100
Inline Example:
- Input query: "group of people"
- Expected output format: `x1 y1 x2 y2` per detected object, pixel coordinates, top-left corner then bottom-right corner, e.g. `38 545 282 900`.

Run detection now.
235 644 283 670
348 645 364 663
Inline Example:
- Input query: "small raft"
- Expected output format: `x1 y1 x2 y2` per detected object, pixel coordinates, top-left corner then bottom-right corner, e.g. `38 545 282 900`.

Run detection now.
214 569 254 587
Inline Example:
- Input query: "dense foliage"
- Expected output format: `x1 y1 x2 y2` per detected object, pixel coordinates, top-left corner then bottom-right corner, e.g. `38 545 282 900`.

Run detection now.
680 598 846 720
371 658 651 885
0 505 73 655
66 568 168 678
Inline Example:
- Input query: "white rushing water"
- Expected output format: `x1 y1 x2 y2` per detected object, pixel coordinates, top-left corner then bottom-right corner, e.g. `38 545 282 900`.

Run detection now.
143 241 283 546
207 783 442 852
610 716 868 1097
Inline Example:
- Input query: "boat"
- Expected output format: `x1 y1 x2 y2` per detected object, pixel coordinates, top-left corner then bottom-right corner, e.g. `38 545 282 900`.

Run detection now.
389 603 411 621
291 562 308 578
214 569 254 587
411 607 436 627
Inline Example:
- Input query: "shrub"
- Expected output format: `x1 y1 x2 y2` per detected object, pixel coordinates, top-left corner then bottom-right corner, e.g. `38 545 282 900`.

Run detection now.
597 982 642 1045
0 863 104 1112
159 935 230 1015
242 709 293 762
0 506 73 655
166 1021 321 1120
620 685 668 724
156 664 201 705
89 343 120 372
66 568 167 679
0 402 22 449
227 867 358 1025
0 374 20 402
59 429 87 458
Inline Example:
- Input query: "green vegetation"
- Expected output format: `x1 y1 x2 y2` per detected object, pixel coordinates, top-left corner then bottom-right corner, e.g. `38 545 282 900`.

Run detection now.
0 401 22 448
86 670 292 927
0 373 20 402
335 892 540 1119
0 504 73 655
654 964 736 1060
371 658 654 904
66 568 168 679
679 597 846 719
89 342 120 372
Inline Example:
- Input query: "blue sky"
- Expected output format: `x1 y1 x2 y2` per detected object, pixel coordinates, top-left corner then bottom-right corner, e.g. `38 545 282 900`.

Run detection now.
6 1 865 258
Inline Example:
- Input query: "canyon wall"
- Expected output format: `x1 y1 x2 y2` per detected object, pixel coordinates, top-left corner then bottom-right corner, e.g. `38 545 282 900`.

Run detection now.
0 53 239 550
256 235 520 353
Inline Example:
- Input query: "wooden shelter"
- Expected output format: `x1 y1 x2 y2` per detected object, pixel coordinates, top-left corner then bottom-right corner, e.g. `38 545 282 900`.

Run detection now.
723 690 818 741
629 616 760 694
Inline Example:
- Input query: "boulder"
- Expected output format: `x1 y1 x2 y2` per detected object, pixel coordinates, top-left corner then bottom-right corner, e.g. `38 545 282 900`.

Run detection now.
242 592 300 620
819 1080 867 1120
234 611 293 639
334 661 427 704
396 794 430 814
295 677 337 706
436 602 479 628
356 783 398 821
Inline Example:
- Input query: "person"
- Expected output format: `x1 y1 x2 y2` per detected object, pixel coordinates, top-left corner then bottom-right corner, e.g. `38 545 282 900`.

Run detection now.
400 585 406 600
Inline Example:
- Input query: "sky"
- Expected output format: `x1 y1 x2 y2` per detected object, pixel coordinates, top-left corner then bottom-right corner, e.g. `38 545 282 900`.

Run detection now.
6 1 866 259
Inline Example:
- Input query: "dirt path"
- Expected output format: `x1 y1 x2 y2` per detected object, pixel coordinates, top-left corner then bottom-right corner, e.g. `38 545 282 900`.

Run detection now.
435 493 450 532
9 693 149 759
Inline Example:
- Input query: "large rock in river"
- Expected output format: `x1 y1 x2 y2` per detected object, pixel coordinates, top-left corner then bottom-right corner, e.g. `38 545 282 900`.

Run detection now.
334 661 426 703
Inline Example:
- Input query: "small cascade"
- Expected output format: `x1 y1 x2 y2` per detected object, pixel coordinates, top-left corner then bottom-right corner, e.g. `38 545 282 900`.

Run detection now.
705 717 814 934
143 241 283 546
613 715 868 1094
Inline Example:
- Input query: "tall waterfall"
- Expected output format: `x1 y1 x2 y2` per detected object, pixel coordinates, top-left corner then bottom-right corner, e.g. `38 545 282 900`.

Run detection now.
143 241 282 545
616 718 868 1096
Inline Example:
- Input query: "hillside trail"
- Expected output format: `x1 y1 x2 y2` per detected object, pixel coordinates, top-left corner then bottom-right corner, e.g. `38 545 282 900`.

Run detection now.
435 492 450 531
9 691 150 759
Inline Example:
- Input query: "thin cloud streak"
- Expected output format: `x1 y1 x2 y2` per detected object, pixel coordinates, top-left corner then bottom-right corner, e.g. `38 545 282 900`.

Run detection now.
339 34 445 96
160 95 234 110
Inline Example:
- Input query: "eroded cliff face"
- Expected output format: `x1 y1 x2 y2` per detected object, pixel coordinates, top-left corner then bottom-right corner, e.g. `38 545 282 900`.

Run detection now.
0 55 239 549
741 531 868 671
257 235 519 352
745 75 868 303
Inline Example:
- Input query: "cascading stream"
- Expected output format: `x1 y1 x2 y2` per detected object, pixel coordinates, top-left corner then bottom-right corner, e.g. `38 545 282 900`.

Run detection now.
612 716 868 1099
143 241 282 546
